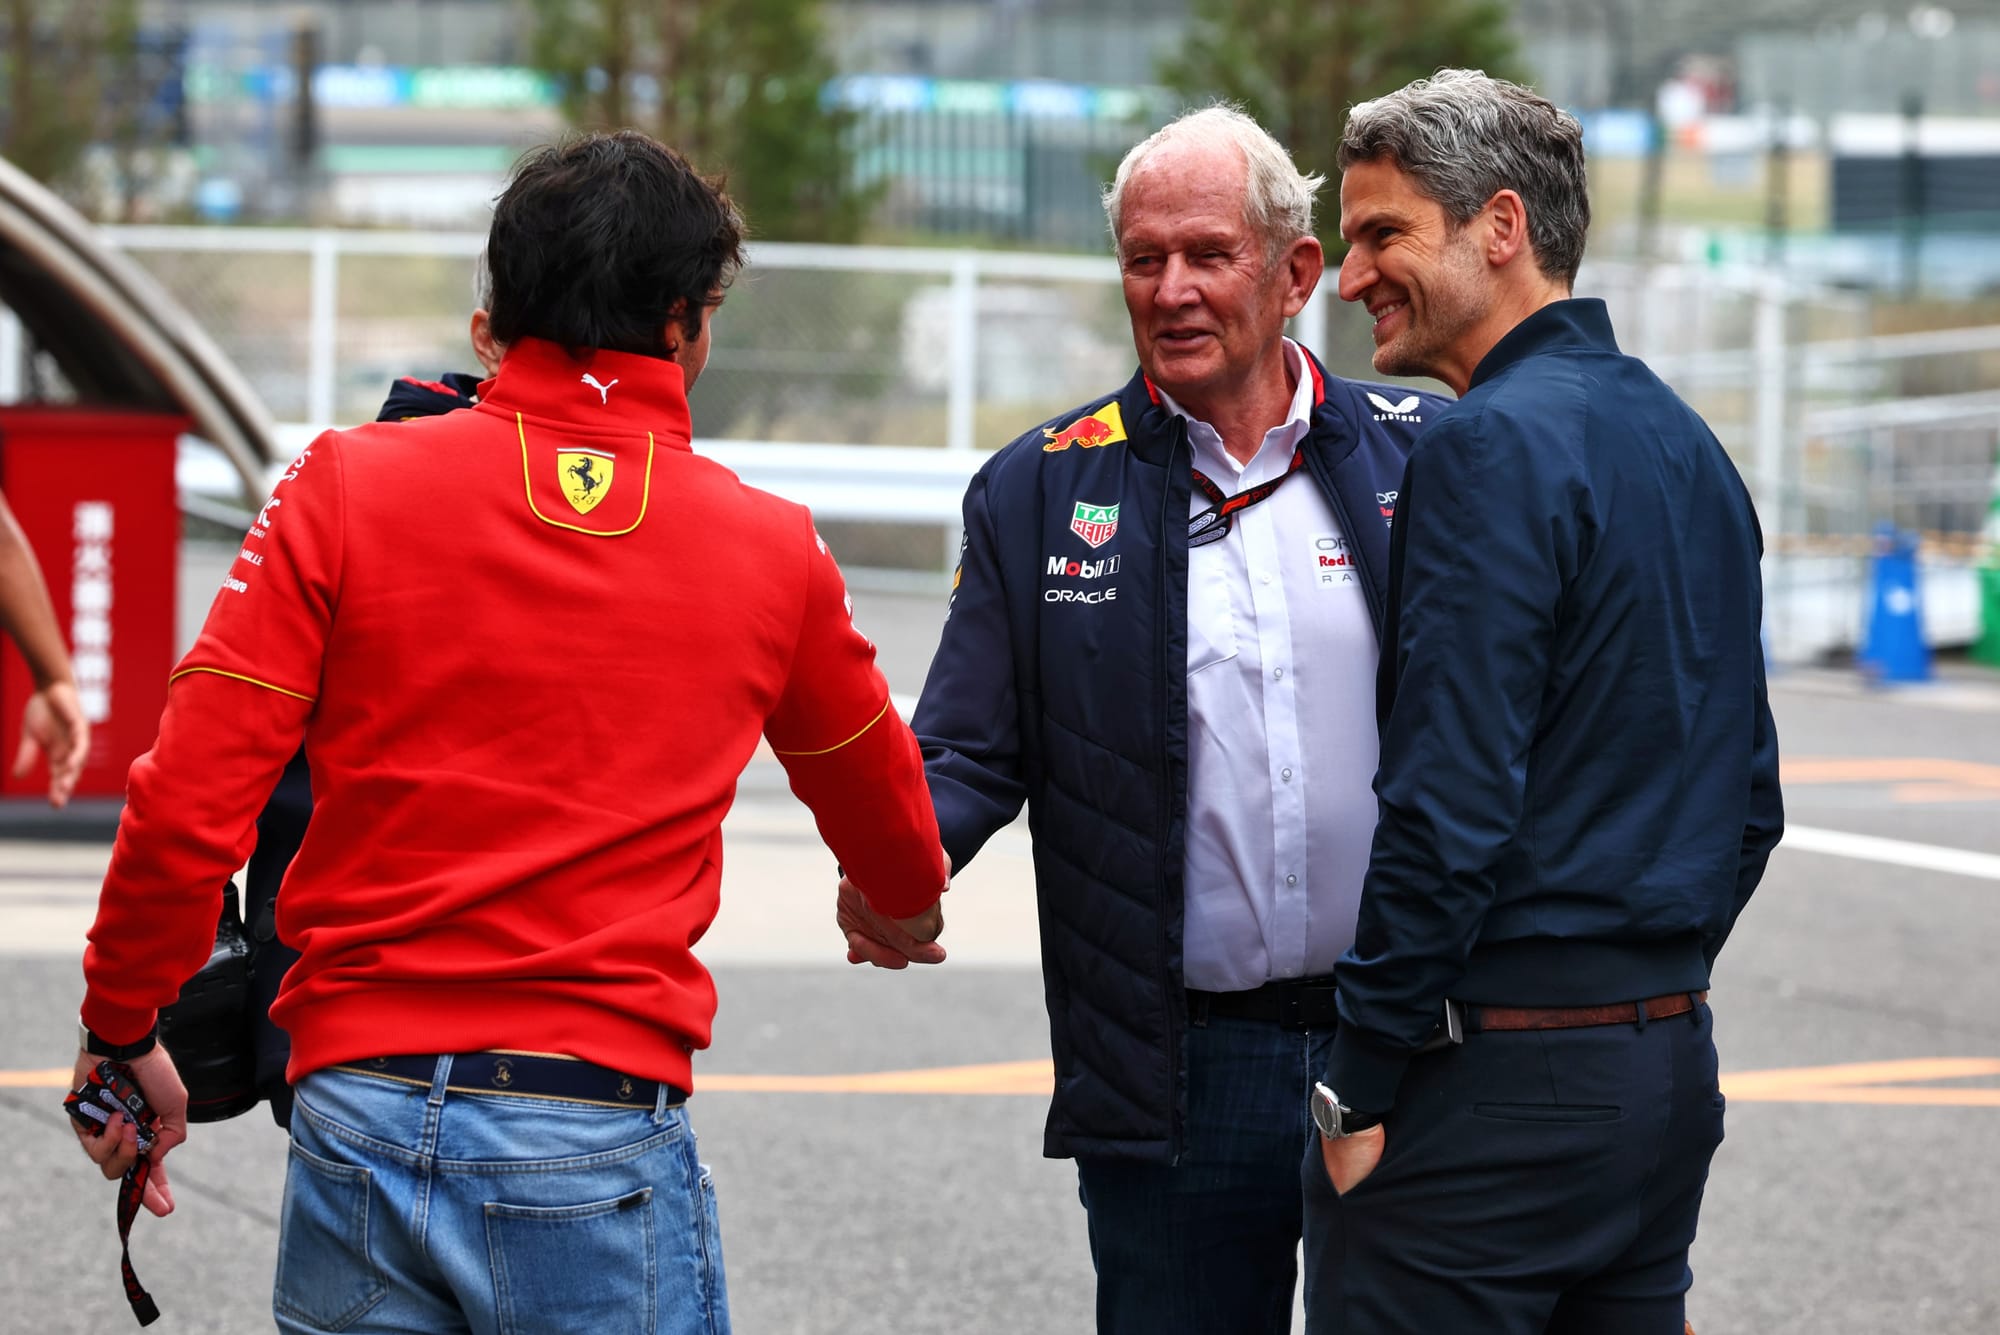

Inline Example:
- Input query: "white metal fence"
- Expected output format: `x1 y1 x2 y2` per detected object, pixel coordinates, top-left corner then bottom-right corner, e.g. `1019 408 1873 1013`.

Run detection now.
85 226 2000 662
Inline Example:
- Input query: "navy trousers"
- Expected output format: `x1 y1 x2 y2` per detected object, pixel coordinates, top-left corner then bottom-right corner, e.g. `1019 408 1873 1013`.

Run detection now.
1303 1001 1726 1335
1077 1013 1334 1335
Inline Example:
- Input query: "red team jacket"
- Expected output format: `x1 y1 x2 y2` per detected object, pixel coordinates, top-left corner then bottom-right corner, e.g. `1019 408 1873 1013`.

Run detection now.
81 337 947 1092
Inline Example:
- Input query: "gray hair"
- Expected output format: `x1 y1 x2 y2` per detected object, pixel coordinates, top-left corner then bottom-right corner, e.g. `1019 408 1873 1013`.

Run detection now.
1339 69 1589 286
472 248 494 311
1103 105 1324 261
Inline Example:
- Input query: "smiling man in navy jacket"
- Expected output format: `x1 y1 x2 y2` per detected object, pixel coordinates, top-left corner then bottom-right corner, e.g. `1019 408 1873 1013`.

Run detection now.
1303 70 1784 1335
839 106 1443 1332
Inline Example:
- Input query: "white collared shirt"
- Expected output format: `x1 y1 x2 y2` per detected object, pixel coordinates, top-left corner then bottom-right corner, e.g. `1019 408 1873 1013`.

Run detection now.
1160 340 1382 992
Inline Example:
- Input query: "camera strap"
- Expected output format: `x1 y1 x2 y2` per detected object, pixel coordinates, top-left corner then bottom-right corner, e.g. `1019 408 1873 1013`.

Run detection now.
116 1155 162 1326
64 1061 163 1326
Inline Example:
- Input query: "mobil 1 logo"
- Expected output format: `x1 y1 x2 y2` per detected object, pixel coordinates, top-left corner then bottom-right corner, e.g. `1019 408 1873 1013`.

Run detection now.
1044 552 1121 604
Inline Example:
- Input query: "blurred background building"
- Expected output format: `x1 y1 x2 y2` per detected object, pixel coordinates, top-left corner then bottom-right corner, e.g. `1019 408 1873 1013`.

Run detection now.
11 0 2000 259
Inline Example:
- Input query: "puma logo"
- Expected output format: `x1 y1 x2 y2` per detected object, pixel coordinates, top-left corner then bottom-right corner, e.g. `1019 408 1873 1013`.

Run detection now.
582 373 620 405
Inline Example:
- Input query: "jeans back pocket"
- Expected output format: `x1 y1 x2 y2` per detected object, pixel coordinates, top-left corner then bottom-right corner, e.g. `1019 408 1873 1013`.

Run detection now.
487 1189 657 1335
274 1140 388 1331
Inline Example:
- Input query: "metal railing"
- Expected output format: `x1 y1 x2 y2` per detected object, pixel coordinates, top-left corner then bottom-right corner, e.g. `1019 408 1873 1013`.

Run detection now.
87 226 2000 662
101 224 1337 464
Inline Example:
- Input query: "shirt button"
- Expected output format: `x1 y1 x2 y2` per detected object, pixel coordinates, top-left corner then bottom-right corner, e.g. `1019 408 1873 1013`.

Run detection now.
1260 572 1273 585
1285 874 1299 887
1281 767 1293 781
1273 667 1284 680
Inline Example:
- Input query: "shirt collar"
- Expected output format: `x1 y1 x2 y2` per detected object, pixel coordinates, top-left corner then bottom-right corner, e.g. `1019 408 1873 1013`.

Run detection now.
1158 339 1314 478
477 337 694 450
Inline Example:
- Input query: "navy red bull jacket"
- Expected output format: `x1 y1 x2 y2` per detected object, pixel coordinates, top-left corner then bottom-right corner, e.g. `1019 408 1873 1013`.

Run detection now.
912 352 1446 1162
377 371 482 421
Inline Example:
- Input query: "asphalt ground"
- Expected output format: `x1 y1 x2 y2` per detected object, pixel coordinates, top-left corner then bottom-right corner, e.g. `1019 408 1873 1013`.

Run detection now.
4 587 2000 1333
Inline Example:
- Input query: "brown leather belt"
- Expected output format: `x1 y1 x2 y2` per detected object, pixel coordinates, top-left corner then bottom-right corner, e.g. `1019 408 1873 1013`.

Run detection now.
1471 990 1707 1033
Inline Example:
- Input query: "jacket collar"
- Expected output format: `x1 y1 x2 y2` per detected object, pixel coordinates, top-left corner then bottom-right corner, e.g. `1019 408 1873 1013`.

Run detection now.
1469 298 1619 391
1125 345 1329 466
477 337 694 451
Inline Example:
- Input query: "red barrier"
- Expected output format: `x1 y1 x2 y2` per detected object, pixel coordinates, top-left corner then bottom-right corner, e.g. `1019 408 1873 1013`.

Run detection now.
0 408 186 800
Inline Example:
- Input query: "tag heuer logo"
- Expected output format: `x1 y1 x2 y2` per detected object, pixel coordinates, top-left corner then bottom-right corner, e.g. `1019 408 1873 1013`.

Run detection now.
559 448 615 514
1070 501 1119 549
1366 391 1422 422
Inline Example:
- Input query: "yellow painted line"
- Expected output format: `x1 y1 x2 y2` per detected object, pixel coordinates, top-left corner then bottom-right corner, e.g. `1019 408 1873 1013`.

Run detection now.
1783 757 2000 786
8 1057 1997 1106
1730 1087 2000 1107
1720 1056 2000 1093
1781 757 2000 805
1887 783 2000 804
1722 1057 2000 1106
703 1059 1054 1096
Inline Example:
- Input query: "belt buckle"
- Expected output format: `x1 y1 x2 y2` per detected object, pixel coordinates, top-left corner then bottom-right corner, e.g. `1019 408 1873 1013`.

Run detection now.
1279 984 1339 1032
1415 998 1466 1053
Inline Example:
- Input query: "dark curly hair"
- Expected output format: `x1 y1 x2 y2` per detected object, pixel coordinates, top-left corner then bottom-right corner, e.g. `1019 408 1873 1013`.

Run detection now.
486 130 745 358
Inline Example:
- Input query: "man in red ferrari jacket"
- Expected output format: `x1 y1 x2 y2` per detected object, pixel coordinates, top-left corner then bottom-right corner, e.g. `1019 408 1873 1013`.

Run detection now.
70 131 948 1334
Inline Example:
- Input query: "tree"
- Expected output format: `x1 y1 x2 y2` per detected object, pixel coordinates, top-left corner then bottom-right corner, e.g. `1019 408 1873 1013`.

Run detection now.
1159 0 1528 248
0 0 147 198
524 0 875 243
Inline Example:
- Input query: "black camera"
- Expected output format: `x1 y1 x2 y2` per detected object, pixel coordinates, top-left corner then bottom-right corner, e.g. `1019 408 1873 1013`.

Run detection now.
155 882 260 1123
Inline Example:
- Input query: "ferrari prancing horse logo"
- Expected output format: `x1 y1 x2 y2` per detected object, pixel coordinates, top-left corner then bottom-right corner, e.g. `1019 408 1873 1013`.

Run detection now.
559 448 615 514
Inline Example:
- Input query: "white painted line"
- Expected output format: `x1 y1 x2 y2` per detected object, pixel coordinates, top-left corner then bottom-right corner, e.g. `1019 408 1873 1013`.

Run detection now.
1783 824 2000 882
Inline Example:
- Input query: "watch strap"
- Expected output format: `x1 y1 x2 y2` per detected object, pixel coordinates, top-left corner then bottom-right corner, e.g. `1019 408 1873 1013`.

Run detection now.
79 1021 159 1060
1339 1107 1383 1135
1312 1080 1383 1138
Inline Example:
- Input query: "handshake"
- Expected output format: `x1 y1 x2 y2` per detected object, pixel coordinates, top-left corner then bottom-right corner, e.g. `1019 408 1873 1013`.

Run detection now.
836 870 948 970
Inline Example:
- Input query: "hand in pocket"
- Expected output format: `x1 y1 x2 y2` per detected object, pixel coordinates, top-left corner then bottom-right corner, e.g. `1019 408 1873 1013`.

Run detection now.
1320 1124 1386 1196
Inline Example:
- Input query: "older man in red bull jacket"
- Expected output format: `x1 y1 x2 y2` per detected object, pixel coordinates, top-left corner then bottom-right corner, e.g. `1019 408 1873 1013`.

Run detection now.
844 107 1445 1334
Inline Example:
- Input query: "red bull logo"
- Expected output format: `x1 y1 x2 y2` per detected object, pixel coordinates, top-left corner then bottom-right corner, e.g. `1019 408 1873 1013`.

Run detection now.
1043 402 1129 453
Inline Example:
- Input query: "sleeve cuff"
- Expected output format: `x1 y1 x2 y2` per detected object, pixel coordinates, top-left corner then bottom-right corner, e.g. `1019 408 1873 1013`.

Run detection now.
1324 1027 1414 1117
854 868 948 921
79 997 160 1048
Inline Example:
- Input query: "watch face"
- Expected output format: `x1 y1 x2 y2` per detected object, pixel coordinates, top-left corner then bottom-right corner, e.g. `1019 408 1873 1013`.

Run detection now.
1310 1084 1341 1138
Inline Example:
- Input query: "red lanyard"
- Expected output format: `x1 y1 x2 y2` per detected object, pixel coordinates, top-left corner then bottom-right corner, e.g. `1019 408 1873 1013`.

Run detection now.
1188 442 1306 549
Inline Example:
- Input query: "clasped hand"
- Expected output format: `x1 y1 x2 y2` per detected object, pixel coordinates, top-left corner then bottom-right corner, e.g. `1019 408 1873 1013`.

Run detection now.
837 874 947 969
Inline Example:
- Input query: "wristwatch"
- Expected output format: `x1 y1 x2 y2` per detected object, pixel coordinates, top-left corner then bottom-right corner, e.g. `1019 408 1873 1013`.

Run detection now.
1310 1081 1382 1139
78 1019 158 1061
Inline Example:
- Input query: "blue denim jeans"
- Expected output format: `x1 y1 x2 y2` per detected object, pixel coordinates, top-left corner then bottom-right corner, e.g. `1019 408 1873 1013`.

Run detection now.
1075 1014 1336 1335
274 1057 728 1334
